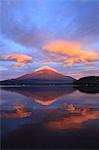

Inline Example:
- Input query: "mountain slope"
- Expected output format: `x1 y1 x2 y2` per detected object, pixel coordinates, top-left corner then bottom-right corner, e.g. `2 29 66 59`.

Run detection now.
16 66 75 81
0 66 76 85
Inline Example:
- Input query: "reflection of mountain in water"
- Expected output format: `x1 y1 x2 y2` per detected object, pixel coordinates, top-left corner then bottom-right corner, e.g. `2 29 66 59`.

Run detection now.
1 86 76 105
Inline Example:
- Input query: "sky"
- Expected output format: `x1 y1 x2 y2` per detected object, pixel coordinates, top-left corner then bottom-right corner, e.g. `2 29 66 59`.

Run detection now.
0 0 99 80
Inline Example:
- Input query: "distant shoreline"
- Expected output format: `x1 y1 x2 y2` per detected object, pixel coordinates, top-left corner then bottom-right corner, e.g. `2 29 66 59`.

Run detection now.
0 84 75 88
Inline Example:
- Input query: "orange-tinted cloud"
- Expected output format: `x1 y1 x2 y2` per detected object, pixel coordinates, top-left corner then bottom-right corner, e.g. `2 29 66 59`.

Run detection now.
3 53 32 66
42 40 99 66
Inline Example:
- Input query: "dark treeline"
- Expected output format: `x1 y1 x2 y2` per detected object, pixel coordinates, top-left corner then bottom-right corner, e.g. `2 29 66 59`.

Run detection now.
74 76 99 86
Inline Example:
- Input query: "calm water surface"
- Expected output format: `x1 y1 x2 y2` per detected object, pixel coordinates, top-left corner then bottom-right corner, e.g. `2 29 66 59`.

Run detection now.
0 86 99 149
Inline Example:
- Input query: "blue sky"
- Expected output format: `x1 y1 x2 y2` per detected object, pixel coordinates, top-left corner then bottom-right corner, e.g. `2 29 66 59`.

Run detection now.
0 0 99 80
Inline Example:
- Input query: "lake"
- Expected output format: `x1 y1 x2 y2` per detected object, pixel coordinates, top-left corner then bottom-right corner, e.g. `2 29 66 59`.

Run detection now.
0 86 99 149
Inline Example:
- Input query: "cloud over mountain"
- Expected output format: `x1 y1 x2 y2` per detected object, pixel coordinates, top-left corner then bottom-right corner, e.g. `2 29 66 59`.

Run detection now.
43 40 99 66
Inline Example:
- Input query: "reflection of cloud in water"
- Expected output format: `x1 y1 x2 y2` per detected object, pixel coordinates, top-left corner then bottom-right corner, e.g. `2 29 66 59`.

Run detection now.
44 104 99 130
0 104 31 118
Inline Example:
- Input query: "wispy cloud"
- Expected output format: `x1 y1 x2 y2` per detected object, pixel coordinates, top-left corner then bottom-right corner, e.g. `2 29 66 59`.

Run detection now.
2 53 32 67
43 40 99 66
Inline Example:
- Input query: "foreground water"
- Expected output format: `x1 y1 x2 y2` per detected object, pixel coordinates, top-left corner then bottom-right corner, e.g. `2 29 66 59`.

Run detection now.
0 86 99 149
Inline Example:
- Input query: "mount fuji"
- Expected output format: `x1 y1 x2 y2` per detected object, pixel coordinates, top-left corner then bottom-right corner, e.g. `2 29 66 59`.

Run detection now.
0 66 76 85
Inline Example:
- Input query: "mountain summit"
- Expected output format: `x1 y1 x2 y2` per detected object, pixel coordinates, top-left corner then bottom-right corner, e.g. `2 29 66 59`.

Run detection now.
0 66 76 85
17 66 74 81
35 66 57 72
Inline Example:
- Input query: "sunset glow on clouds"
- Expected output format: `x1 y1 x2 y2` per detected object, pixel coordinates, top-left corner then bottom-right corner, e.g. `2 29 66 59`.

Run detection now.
0 0 99 80
43 40 99 66
3 53 32 67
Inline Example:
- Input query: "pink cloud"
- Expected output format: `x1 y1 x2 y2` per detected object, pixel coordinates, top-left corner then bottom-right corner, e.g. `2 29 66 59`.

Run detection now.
3 53 32 67
42 40 99 66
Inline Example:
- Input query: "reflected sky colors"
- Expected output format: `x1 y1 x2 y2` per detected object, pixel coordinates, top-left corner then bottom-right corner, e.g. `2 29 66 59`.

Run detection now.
1 87 99 149
0 104 32 118
0 0 99 80
44 105 99 130
1 88 99 133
